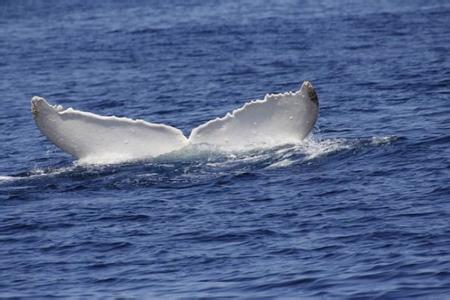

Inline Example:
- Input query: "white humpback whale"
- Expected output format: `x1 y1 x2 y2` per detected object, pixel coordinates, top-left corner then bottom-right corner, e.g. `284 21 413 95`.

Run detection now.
31 81 319 164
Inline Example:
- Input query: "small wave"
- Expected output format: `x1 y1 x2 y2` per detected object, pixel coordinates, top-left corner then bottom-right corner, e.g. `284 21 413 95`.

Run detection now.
0 165 83 184
265 135 399 169
0 175 17 182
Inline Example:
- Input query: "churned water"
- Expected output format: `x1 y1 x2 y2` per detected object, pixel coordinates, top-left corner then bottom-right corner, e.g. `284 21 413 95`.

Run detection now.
1 0 450 298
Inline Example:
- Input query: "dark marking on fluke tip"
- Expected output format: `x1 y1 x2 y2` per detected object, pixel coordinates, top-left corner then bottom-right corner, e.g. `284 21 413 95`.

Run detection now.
304 81 318 106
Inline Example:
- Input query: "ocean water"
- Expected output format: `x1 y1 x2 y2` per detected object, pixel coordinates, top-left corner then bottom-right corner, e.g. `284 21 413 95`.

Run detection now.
1 0 450 298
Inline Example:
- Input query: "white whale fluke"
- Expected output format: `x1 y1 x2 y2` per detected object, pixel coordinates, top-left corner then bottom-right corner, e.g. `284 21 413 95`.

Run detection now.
31 81 319 164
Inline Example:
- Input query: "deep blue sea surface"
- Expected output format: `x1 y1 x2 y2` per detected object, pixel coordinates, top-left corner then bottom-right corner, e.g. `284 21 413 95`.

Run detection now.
1 0 450 298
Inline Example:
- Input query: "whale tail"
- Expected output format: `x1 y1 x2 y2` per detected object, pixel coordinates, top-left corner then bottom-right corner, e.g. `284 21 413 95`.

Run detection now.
189 81 319 150
31 97 188 163
31 81 319 164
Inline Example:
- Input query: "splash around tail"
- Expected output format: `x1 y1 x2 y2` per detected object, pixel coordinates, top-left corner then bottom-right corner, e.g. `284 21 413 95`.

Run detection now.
31 81 319 164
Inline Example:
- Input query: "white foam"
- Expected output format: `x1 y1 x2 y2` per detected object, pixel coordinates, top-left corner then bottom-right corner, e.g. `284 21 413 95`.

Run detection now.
31 81 319 165
0 175 16 182
371 135 398 145
299 137 353 160
0 165 80 183
263 137 352 169
266 159 295 169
